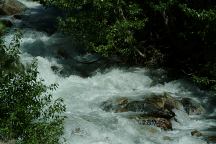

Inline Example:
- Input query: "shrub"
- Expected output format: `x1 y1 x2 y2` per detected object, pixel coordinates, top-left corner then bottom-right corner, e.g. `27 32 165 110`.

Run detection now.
0 30 65 144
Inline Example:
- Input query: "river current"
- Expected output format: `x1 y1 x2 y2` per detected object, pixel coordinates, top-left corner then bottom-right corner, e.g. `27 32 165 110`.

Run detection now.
3 0 216 144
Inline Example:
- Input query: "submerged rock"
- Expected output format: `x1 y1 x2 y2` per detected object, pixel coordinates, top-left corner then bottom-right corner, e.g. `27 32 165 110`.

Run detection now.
181 98 205 115
191 130 203 137
74 53 102 64
0 0 26 16
163 136 173 141
102 97 129 113
51 65 63 74
56 48 70 59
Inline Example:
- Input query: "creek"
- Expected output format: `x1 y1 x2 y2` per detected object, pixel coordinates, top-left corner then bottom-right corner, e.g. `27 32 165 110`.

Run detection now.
3 0 216 143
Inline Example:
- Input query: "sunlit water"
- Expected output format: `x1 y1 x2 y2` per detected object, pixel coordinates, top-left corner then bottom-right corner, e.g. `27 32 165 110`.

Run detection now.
3 0 216 143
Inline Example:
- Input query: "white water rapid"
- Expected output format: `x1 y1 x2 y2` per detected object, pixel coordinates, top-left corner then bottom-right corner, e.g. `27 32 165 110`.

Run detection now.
4 0 216 144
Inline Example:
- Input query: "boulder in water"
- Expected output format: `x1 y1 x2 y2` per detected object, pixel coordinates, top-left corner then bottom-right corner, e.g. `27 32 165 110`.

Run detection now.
51 65 63 74
130 115 172 130
102 97 129 113
191 130 203 137
101 93 181 119
207 136 216 143
13 14 23 19
101 93 206 130
101 93 181 130
0 0 26 16
181 97 205 115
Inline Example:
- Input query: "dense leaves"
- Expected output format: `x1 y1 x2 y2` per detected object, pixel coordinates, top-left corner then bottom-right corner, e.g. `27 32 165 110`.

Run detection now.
38 0 216 89
0 30 65 143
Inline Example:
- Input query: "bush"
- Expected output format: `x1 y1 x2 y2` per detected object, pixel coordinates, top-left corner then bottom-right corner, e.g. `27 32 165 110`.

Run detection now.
38 0 216 89
0 30 65 143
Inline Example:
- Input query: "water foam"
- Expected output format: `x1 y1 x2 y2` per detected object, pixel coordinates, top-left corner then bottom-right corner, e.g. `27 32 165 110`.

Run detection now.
32 55 208 144
3 3 214 142
17 0 41 9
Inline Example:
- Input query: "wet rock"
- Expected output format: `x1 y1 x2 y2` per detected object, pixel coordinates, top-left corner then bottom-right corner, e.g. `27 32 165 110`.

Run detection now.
13 14 23 19
191 130 203 137
125 100 175 119
101 93 181 130
51 65 63 74
130 115 172 130
0 19 13 27
181 98 205 115
101 93 181 119
74 53 102 64
207 136 216 143
56 48 70 59
101 97 129 112
71 127 87 136
0 0 26 16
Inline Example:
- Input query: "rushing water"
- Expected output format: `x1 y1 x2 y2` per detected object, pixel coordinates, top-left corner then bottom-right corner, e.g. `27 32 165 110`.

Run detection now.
4 0 216 144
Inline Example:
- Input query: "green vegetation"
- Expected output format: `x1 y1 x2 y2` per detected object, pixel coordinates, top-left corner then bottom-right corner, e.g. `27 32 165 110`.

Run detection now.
1 1 216 143
38 0 216 90
0 28 65 143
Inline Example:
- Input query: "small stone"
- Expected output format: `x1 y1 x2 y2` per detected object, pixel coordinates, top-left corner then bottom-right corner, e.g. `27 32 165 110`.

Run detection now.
191 130 203 137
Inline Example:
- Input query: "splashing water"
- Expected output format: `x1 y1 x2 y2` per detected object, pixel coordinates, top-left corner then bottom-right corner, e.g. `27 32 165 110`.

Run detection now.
3 0 216 143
